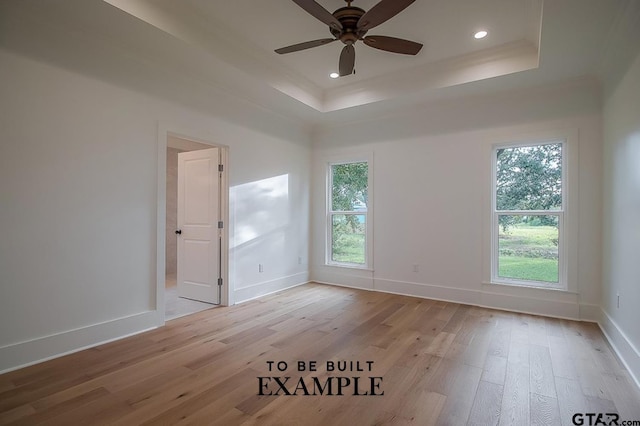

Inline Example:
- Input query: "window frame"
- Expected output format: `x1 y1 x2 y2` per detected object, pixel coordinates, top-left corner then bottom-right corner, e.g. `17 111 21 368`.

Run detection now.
325 156 373 270
491 139 569 290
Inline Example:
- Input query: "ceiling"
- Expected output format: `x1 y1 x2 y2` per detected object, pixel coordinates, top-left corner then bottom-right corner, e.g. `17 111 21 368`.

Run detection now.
100 0 632 119
103 0 544 111
2 0 637 127
189 0 542 89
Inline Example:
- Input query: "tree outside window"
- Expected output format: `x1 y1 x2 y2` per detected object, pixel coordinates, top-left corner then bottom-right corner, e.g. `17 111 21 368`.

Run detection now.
328 162 369 266
494 142 564 286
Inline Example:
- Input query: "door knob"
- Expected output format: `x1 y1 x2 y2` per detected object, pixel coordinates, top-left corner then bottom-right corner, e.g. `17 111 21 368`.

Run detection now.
175 229 182 235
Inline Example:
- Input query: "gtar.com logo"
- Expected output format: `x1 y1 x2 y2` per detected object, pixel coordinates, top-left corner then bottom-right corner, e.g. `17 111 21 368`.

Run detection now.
572 413 619 426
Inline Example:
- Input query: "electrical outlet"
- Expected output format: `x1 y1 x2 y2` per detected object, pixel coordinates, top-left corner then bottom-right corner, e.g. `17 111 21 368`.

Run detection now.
298 256 302 265
413 264 419 273
617 292 620 308
259 264 264 273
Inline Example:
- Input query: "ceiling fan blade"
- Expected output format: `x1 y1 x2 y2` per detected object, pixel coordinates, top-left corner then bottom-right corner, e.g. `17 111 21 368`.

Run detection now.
357 0 416 31
292 0 343 31
363 35 423 55
275 38 337 54
339 44 355 76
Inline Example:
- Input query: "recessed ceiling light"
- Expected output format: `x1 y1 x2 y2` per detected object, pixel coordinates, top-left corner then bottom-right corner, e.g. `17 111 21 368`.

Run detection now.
474 30 488 39
329 72 340 79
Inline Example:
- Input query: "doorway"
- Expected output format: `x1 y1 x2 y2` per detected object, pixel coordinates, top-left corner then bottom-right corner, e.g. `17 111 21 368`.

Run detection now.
157 130 229 322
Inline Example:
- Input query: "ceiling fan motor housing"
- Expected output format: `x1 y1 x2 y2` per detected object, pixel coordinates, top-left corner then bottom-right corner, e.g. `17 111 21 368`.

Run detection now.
331 6 367 44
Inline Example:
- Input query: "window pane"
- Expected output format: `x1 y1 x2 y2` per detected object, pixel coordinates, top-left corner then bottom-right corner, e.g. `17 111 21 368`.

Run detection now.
331 162 368 211
496 143 562 211
498 215 559 283
331 214 366 264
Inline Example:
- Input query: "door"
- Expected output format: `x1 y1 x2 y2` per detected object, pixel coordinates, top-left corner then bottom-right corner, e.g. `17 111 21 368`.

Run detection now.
176 148 220 304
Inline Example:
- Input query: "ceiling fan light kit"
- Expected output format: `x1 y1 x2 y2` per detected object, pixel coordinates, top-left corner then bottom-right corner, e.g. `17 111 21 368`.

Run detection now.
275 0 423 77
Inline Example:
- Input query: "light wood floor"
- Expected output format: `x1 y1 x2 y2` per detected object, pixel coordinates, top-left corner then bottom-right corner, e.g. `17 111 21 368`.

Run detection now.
1 283 639 425
165 274 214 321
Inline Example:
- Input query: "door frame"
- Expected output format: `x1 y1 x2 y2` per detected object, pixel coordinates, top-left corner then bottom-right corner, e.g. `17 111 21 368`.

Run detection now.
156 123 230 325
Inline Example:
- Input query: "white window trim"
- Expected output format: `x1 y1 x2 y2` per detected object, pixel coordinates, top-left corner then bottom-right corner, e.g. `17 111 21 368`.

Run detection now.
489 130 578 293
325 154 374 270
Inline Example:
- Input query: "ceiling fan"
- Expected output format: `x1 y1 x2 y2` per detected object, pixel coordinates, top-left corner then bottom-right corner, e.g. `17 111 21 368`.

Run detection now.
275 0 423 77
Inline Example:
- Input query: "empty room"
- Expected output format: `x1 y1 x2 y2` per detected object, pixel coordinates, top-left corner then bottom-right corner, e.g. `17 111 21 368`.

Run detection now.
1 0 640 424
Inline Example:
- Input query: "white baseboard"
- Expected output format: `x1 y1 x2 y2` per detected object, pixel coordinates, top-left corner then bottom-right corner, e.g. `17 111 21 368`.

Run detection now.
0 310 159 374
312 272 640 389
598 308 640 390
0 272 309 374
234 272 309 303
578 303 602 323
478 289 580 320
312 272 592 321
375 278 479 305
6 277 635 395
396 278 583 320
312 267 373 291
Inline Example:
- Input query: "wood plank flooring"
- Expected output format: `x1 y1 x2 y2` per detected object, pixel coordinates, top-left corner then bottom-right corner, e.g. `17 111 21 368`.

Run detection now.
1 283 639 425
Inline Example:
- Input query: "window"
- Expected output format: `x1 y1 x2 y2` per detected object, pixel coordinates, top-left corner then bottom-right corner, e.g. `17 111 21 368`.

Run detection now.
492 141 566 288
327 161 370 268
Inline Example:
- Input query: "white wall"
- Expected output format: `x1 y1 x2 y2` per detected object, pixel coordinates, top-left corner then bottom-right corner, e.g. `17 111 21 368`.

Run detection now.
602 50 640 385
311 79 603 321
0 0 632 381
0 49 310 372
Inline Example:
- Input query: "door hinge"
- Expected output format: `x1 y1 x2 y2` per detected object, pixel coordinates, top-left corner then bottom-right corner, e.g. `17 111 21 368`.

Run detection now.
217 278 223 286
218 221 224 229
218 164 224 172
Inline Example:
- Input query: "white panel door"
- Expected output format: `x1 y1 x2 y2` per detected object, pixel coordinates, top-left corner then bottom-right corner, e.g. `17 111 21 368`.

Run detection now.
177 148 220 304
